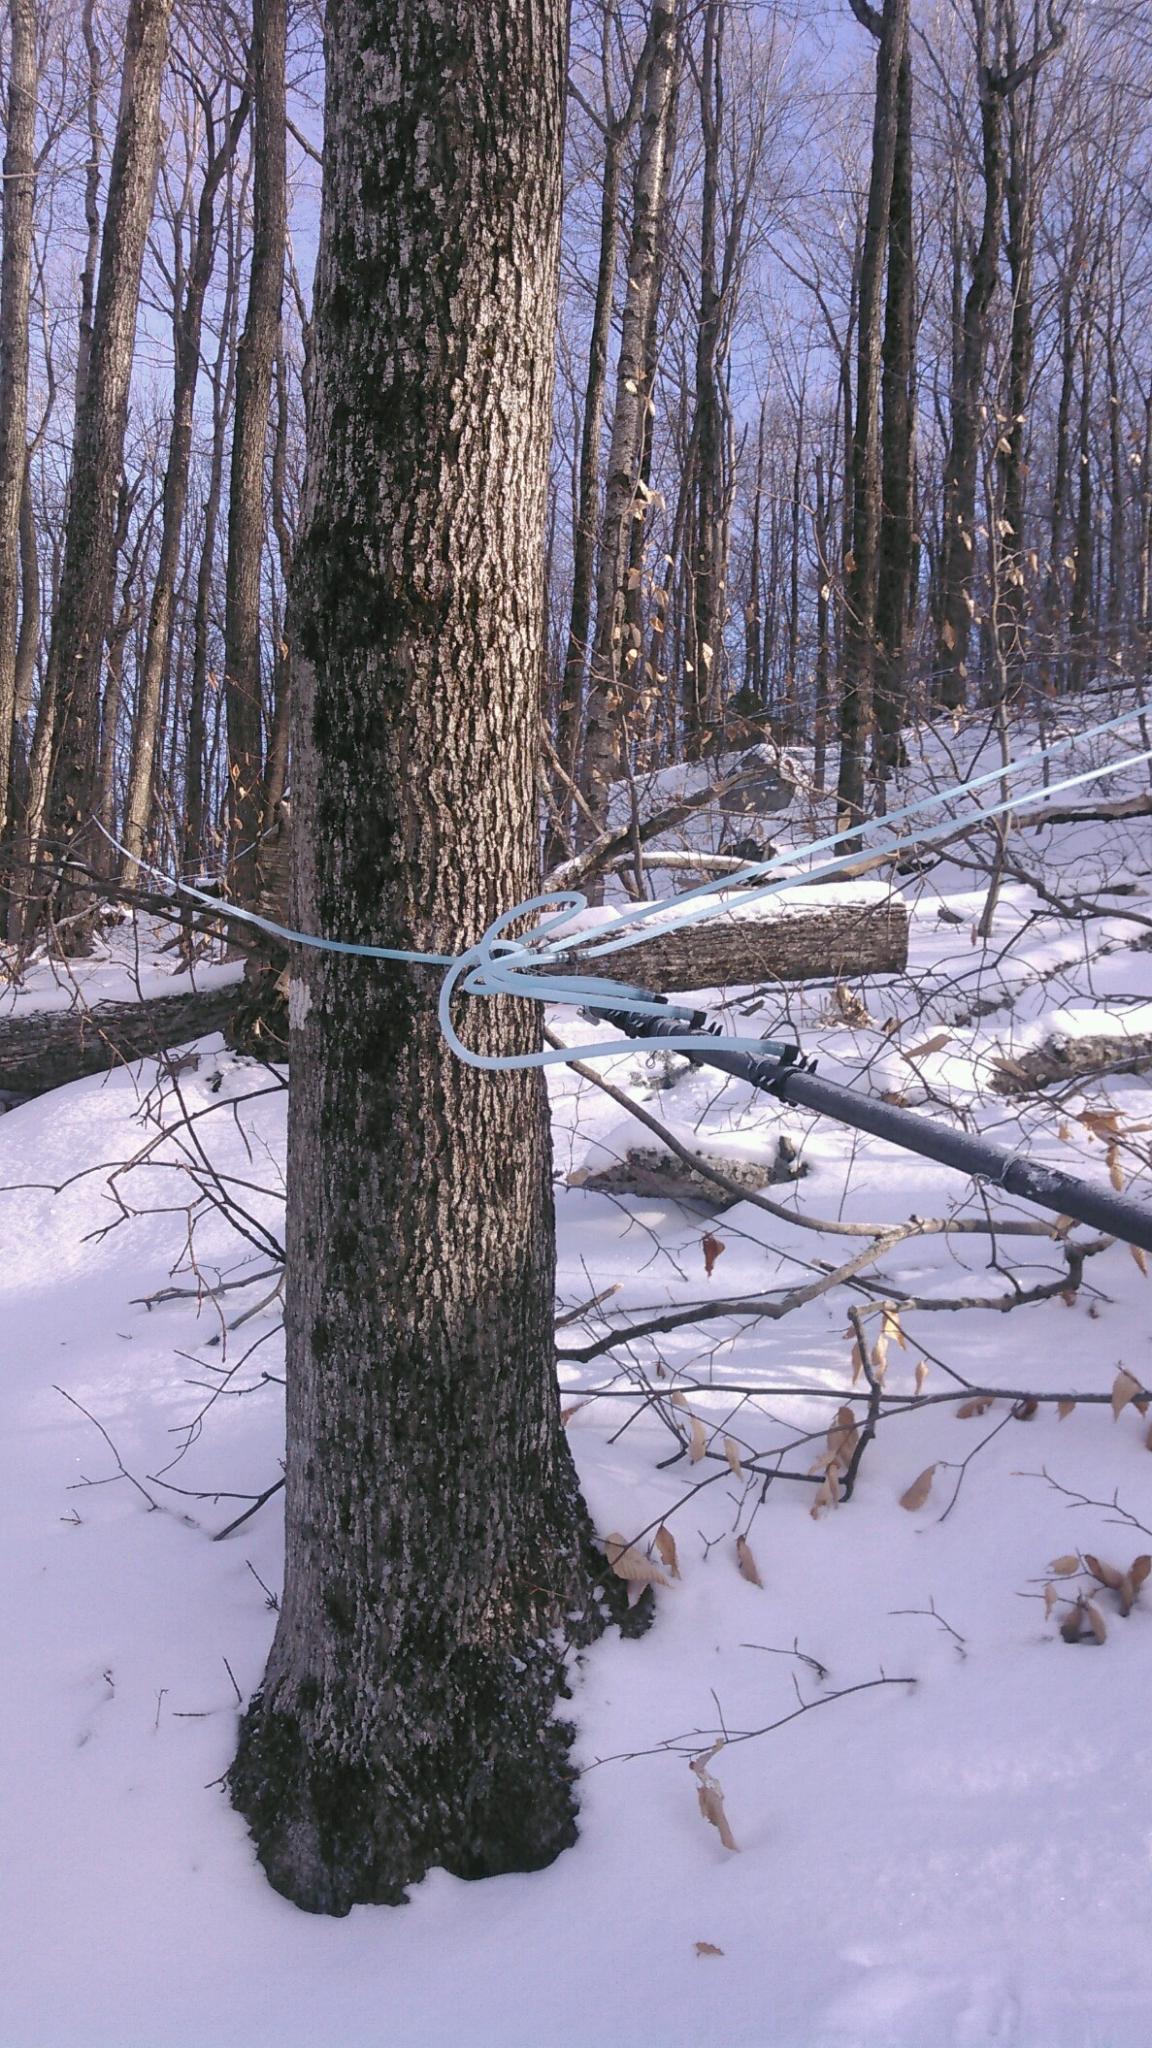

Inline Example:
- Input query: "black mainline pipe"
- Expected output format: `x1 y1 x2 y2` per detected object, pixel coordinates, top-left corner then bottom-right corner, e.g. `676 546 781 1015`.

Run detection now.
593 1001 1152 1254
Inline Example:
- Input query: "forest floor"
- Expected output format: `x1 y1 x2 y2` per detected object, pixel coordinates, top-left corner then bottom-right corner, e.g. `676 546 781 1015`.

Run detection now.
4 702 1152 2047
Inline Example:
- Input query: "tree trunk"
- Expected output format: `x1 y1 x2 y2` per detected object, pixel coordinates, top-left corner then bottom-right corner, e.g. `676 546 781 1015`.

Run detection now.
995 65 1036 692
873 32 915 778
0 0 37 845
229 0 617 1917
579 0 678 855
837 0 910 831
121 92 247 884
41 0 173 914
224 0 286 904
545 2 657 866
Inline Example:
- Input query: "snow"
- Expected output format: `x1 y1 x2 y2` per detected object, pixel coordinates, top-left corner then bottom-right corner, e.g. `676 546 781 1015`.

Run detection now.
5 713 1152 2046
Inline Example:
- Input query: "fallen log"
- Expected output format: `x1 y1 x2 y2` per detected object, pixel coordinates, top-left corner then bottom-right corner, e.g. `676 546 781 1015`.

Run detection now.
989 1029 1152 1095
566 883 908 993
0 885 907 1099
0 982 243 1099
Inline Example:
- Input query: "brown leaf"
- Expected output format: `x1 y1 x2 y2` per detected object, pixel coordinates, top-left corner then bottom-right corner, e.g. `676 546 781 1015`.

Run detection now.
695 1777 739 1853
1052 1214 1075 1238
882 1304 908 1351
1118 1574 1136 1618
688 1413 708 1464
810 1466 841 1518
1130 1245 1149 1278
850 1338 864 1386
1112 1368 1143 1420
1107 1144 1125 1192
1084 1554 1124 1592
603 1533 670 1587
702 1232 725 1280
1048 1554 1081 1576
914 1359 929 1398
1043 1581 1059 1618
904 1032 952 1062
1057 1399 1076 1419
654 1524 680 1580
827 1405 859 1469
724 1436 744 1480
956 1396 995 1419
1085 1600 1108 1644
1013 1398 1039 1421
694 1942 725 1958
1060 1599 1086 1642
871 1332 889 1380
735 1534 763 1588
559 1401 587 1426
1130 1554 1152 1591
899 1465 936 1511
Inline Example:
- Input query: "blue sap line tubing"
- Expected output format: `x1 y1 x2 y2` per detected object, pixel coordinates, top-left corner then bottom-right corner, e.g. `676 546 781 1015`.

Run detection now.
589 1000 1152 1255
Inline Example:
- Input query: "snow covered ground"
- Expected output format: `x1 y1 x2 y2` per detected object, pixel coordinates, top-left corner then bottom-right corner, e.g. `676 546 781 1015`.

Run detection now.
5 709 1152 2047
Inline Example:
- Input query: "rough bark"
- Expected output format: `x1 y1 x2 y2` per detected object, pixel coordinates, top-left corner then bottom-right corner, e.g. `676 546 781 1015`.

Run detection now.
0 0 37 843
589 887 909 991
229 0 620 1917
41 0 173 904
224 0 286 904
0 982 242 1097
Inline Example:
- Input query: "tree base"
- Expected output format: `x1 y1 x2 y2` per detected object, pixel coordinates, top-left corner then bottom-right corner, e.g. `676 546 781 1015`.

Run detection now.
230 1543 647 1915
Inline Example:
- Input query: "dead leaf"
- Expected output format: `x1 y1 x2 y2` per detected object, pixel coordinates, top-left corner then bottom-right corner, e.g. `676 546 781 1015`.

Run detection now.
688 1413 708 1464
1112 1368 1143 1420
850 1338 864 1386
1130 1554 1152 1590
904 1032 952 1062
900 1465 936 1512
1043 1582 1059 1618
882 1303 908 1351
1013 1397 1039 1421
694 1942 725 1957
1131 1245 1148 1278
956 1396 995 1419
559 1401 588 1426
603 1533 670 1587
871 1332 890 1380
1048 1553 1081 1576
827 1405 859 1468
810 1466 841 1518
735 1534 763 1587
1084 1553 1124 1592
724 1436 744 1480
914 1359 929 1398
693 1766 739 1853
654 1524 680 1580
1085 1600 1108 1644
702 1232 725 1280
1108 1144 1125 1192
1061 1599 1086 1642
1057 1399 1076 1419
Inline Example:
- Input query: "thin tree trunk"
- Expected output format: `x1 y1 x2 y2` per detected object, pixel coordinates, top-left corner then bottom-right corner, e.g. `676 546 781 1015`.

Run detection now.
0 0 37 844
546 2 658 864
837 0 910 832
41 0 173 925
579 0 678 854
224 0 286 905
873 31 915 778
121 91 247 883
229 0 615 1918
